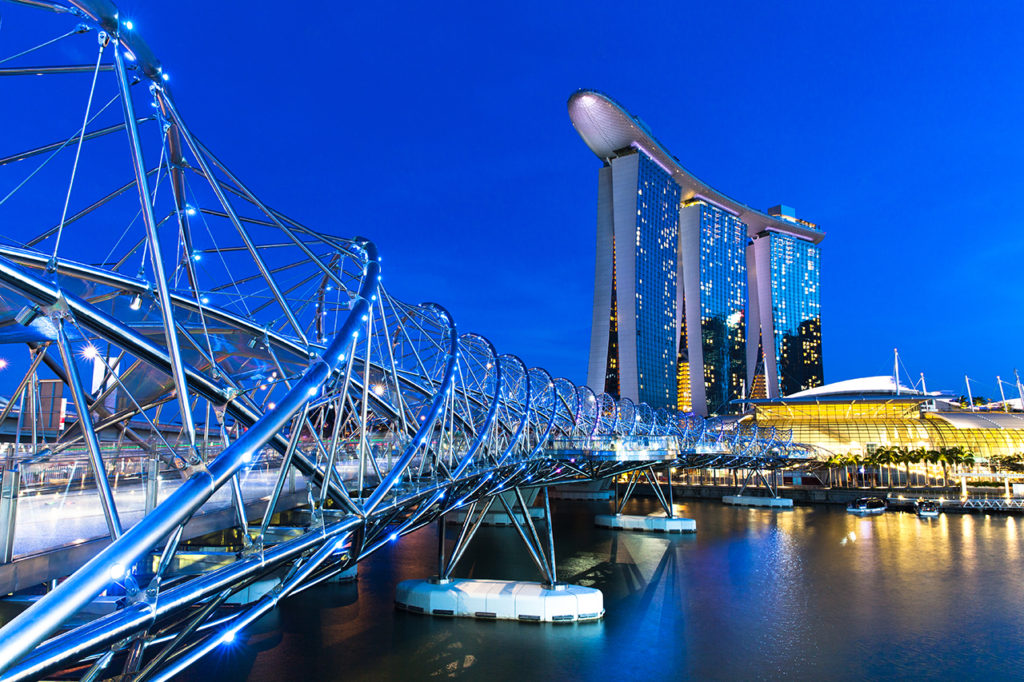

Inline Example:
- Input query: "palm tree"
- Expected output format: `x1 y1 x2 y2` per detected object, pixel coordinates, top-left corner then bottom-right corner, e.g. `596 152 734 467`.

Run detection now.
872 447 891 488
884 447 902 488
1012 453 1024 473
906 448 925 488
960 449 976 475
824 453 844 488
992 454 1009 474
924 449 941 488
843 453 861 488
885 447 901 488
863 451 880 488
936 447 954 488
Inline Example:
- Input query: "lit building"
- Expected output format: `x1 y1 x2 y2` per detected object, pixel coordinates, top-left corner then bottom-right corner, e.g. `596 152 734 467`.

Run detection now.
744 376 1024 462
569 89 825 415
584 146 681 408
679 199 748 414
748 206 823 398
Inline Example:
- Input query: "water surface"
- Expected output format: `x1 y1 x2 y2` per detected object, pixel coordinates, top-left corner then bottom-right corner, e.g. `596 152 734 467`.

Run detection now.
183 498 1024 681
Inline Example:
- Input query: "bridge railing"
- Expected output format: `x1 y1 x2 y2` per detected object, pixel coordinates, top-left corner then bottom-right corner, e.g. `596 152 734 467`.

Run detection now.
544 434 681 452
0 445 301 563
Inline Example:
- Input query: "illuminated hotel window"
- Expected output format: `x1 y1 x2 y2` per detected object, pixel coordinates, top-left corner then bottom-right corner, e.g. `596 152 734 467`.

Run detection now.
693 202 747 414
769 234 822 395
631 151 680 407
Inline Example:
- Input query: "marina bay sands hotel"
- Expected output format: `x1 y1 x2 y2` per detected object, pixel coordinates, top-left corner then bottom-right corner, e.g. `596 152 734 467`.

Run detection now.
569 90 825 416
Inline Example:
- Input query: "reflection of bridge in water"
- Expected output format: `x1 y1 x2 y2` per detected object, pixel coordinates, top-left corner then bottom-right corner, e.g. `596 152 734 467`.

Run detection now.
0 1 809 678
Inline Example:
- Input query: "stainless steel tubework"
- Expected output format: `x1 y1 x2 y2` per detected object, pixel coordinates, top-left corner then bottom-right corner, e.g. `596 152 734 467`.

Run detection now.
0 4 801 678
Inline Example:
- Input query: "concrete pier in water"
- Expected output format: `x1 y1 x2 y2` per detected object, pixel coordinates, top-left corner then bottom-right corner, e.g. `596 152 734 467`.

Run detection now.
395 578 604 622
594 513 696 533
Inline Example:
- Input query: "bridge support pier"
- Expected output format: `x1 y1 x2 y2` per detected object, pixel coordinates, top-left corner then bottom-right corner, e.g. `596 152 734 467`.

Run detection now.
445 489 544 527
595 465 696 533
395 486 604 622
722 466 794 508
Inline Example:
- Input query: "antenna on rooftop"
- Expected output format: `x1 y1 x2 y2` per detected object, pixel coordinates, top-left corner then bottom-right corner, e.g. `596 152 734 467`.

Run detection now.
893 348 900 396
920 372 927 394
1016 369 1024 413
965 375 975 412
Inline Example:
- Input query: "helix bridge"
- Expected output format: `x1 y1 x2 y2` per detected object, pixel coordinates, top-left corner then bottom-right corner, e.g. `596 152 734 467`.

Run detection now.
0 1 808 679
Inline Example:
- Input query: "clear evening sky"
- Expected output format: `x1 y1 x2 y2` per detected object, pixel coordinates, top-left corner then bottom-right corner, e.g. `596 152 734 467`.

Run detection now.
4 0 1024 400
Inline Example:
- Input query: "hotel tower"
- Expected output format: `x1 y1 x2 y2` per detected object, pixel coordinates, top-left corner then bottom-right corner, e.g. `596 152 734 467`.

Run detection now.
569 90 825 416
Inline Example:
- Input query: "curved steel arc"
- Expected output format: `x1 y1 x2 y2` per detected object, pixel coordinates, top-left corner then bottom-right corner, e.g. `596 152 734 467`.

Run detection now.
0 254 355 504
0 4 806 677
360 303 457 516
450 334 503 478
495 354 531 465
526 367 557 457
0 242 380 669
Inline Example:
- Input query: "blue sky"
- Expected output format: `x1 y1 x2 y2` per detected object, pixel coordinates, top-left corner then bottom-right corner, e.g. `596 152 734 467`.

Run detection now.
4 0 1024 400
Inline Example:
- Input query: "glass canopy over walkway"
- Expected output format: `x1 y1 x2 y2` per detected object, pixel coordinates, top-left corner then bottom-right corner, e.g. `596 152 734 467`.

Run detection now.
0 2 807 678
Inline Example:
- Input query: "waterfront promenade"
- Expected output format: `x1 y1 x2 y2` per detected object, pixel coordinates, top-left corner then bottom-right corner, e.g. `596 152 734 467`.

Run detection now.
639 478 1024 514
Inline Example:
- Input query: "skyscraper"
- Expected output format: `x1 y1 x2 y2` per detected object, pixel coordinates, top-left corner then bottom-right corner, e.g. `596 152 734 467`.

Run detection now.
748 206 823 398
679 199 748 414
569 90 825 415
585 148 681 408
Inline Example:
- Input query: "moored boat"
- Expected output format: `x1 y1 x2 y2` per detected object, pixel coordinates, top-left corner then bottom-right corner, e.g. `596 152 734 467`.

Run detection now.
915 500 940 518
847 497 887 515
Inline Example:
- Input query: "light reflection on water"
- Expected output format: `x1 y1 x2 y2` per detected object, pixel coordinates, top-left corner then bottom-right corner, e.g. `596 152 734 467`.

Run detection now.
180 499 1024 681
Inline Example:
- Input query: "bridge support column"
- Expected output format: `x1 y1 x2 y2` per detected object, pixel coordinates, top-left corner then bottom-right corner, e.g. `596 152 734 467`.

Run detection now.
595 465 696 533
396 486 604 622
722 466 794 508
144 457 160 516
445 488 544 527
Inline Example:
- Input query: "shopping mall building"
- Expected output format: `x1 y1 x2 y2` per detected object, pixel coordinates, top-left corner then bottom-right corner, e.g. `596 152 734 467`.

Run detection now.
742 376 1024 461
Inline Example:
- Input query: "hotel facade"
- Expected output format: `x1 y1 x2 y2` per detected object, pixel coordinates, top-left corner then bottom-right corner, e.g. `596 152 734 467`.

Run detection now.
569 90 825 416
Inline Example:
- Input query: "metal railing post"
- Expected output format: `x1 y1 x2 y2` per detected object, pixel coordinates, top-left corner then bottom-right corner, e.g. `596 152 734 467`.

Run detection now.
0 469 20 563
145 458 159 516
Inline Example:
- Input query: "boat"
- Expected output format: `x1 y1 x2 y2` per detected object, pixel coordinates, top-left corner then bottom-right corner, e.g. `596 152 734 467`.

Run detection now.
915 500 940 518
846 497 887 515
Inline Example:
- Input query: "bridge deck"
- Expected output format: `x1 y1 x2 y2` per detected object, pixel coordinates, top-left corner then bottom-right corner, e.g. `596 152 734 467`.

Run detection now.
545 435 729 462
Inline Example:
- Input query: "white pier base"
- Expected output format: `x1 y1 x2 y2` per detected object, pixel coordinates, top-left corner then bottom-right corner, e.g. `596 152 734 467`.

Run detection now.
722 495 794 508
395 578 604 622
594 513 696 533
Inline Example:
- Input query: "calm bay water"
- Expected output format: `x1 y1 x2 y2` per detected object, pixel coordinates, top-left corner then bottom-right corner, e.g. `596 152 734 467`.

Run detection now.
183 498 1024 681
